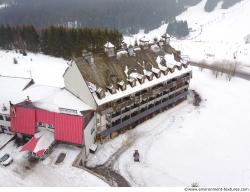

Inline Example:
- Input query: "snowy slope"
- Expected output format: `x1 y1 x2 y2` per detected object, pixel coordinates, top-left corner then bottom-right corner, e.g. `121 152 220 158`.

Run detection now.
87 67 250 186
0 4 8 9
124 0 250 73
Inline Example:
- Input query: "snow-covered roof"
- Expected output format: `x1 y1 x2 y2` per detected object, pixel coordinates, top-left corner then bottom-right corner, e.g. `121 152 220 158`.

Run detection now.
13 85 93 115
20 129 55 156
0 50 69 88
139 36 150 42
117 50 128 58
0 75 33 115
143 69 153 77
151 67 161 74
104 42 115 48
151 44 161 52
165 54 182 66
92 66 191 106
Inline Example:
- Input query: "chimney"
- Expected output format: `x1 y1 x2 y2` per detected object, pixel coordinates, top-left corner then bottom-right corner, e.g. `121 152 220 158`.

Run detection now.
82 50 94 64
104 42 116 57
25 96 31 105
139 36 150 50
128 45 134 56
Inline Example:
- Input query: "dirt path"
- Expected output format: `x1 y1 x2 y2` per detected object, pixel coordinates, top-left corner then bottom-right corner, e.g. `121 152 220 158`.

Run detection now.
85 144 131 187
73 142 132 187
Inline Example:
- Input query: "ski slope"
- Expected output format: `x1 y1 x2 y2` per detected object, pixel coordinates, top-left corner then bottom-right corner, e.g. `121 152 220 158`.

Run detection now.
124 0 250 73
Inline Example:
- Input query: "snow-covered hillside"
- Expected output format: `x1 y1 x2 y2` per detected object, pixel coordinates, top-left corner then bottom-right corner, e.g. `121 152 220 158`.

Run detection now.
87 67 250 187
0 3 8 9
124 0 250 73
0 50 69 87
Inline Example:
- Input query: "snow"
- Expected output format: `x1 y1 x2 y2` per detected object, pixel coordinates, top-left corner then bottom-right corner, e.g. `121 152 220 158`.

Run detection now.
93 67 192 106
0 142 108 186
0 134 14 149
87 67 250 186
12 84 93 115
104 42 115 48
0 76 32 114
0 51 104 186
124 0 250 73
33 130 55 153
0 50 69 88
165 54 182 67
0 4 8 9
139 36 150 42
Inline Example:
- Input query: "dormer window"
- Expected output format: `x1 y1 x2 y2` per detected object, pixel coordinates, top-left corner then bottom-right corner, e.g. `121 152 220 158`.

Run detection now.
152 68 161 79
127 77 136 87
136 74 146 84
144 70 154 81
117 81 126 91
96 87 106 99
107 84 117 94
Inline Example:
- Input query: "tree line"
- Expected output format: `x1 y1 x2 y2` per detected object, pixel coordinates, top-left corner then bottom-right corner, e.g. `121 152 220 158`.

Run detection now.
167 20 189 38
0 25 123 59
0 0 201 34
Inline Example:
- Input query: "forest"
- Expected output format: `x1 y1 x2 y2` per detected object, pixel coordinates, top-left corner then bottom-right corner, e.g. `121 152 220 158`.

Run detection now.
0 0 202 34
0 25 123 59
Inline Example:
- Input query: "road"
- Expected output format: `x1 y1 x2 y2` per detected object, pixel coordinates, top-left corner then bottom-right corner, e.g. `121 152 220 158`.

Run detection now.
191 62 250 81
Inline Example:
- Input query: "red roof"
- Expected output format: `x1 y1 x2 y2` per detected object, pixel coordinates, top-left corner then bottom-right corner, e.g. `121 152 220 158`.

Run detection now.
20 136 40 153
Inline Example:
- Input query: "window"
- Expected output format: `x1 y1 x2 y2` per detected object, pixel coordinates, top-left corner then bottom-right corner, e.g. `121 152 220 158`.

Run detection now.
37 122 44 127
47 124 54 129
91 127 95 135
84 111 94 128
0 115 3 120
59 107 78 115
0 125 5 130
5 116 10 121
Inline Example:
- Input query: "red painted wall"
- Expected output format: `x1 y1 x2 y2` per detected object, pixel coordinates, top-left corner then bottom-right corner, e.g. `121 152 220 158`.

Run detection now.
36 109 55 125
54 113 84 145
11 105 85 145
11 106 36 135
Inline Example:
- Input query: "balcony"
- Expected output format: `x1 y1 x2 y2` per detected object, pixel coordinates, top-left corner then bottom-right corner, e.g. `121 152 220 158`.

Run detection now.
98 91 188 137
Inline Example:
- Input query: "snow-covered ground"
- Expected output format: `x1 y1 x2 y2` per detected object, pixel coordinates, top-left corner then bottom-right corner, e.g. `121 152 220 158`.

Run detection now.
0 141 108 186
87 67 250 187
0 4 8 9
0 50 108 187
0 50 69 87
124 0 250 73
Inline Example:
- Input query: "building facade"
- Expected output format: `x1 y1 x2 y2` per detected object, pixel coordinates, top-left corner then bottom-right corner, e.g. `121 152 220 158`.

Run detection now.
63 35 192 140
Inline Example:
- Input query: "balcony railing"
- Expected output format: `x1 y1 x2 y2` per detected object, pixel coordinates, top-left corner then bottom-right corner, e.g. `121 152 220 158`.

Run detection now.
98 91 188 137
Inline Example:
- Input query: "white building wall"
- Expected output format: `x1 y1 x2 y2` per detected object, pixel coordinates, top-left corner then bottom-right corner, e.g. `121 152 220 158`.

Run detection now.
0 113 11 134
83 117 95 156
64 62 97 109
